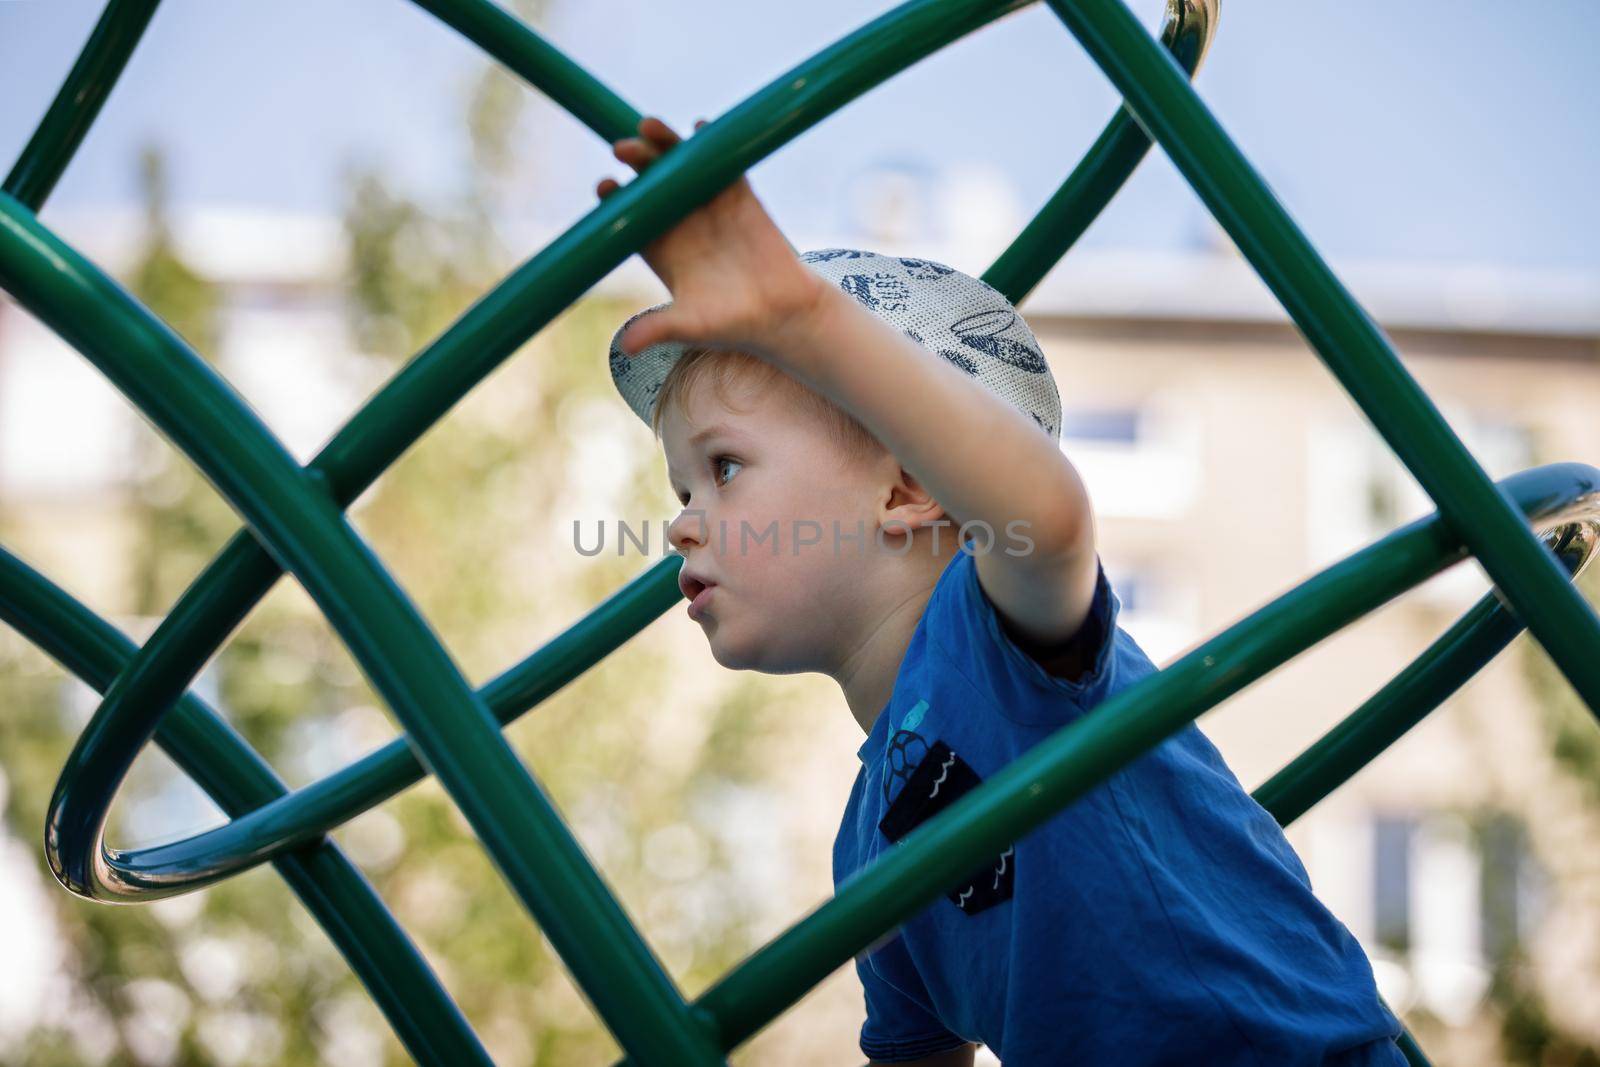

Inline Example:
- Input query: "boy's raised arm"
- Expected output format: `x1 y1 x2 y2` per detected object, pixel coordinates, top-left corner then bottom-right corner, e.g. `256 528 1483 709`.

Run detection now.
605 116 1101 671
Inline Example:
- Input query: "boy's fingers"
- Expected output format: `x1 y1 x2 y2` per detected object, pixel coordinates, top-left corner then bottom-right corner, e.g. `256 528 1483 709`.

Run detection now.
638 115 682 147
613 139 663 171
616 138 662 161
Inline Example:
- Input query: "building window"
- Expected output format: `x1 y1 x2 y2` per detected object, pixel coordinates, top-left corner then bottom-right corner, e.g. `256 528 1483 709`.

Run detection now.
1373 814 1414 955
1061 399 1201 522
1101 561 1199 666
1060 408 1141 445
1477 813 1539 965
1112 570 1145 615
1365 809 1544 1023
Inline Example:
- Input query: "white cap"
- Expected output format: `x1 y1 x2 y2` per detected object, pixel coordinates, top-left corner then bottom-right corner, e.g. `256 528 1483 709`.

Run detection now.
608 248 1061 440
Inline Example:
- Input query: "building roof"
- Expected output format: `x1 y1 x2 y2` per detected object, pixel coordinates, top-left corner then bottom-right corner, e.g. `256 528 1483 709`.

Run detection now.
32 207 1600 338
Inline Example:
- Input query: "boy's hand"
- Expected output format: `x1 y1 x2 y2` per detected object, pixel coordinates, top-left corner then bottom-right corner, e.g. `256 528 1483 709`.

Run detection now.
598 116 829 365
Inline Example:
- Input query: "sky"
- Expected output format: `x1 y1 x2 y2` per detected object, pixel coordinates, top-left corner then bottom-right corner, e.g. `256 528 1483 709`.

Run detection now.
0 0 1597 275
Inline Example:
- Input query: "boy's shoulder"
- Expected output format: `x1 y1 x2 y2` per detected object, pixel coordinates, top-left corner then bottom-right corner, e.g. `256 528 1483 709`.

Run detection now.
910 546 1152 731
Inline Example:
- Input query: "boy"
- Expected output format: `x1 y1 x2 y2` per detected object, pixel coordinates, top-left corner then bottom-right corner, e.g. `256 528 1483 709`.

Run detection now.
599 117 1406 1066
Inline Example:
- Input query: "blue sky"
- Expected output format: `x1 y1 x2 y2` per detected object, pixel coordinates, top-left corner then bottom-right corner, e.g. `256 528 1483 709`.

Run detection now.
2 0 1596 272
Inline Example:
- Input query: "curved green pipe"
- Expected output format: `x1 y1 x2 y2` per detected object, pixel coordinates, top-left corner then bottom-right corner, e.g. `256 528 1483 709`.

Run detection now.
12 0 1572 1061
1255 522 1596 827
67 553 687 890
0 196 725 1067
0 546 493 1067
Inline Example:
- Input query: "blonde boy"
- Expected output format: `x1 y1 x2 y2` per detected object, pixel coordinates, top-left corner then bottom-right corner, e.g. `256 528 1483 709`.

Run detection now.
599 117 1404 1067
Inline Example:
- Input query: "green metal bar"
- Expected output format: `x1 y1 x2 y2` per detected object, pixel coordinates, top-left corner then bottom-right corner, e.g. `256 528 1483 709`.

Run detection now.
667 463 1600 1058
985 0 1215 304
1041 0 1600 721
97 555 686 888
1255 522 1596 827
0 196 724 1067
3 0 162 211
0 546 493 1067
3 0 1570 1061
407 0 642 142
39 0 1039 914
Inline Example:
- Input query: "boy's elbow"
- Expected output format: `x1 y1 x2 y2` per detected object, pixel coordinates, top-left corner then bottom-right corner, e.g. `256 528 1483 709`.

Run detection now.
1026 468 1095 563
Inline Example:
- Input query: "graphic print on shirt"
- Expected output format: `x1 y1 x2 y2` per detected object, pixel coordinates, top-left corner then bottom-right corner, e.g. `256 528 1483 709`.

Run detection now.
882 728 931 805
878 734 1015 916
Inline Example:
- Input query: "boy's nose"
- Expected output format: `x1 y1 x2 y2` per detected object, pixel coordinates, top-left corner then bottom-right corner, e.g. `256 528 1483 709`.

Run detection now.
667 508 708 552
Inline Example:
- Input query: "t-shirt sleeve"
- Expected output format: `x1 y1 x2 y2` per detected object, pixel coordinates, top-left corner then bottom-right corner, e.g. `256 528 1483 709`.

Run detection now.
928 549 1122 727
855 954 969 1063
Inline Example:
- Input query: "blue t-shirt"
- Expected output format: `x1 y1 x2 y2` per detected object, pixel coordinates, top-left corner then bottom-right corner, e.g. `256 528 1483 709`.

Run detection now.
833 548 1406 1066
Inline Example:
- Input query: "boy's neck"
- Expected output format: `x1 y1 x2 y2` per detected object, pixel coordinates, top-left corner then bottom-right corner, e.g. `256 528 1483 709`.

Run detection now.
833 548 954 736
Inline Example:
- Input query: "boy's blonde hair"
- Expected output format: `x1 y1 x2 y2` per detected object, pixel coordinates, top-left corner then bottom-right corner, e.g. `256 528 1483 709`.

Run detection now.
650 345 886 459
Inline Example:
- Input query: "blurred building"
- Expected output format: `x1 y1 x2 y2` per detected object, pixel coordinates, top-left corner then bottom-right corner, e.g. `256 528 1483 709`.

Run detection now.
3 208 1599 1064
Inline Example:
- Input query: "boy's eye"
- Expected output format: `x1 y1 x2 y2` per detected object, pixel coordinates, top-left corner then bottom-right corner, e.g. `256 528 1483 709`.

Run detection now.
671 456 741 504
713 455 742 486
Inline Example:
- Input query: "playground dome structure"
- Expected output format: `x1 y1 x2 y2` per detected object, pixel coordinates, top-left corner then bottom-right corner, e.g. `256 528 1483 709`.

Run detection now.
2 0 1599 1063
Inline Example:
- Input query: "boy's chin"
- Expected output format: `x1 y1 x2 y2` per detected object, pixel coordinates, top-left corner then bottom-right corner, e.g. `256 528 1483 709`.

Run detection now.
705 629 756 671
702 621 780 672
705 628 816 676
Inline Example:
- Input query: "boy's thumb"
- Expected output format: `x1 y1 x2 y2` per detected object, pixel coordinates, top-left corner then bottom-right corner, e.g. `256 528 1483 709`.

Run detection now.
621 308 684 355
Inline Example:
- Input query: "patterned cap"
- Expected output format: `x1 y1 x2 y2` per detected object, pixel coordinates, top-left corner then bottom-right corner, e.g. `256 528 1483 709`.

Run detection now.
607 248 1061 441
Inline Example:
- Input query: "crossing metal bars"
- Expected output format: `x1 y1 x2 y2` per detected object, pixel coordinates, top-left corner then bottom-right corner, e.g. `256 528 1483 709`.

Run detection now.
3 0 1596 1063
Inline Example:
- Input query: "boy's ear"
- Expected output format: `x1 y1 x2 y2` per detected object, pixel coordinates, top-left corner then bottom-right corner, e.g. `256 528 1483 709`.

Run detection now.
879 466 954 533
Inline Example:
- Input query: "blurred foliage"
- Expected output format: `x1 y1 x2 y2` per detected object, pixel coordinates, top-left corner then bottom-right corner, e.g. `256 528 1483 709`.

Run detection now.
1528 558 1600 811
1482 483 1600 1066
0 3 826 1063
1491 955 1600 1067
126 146 221 358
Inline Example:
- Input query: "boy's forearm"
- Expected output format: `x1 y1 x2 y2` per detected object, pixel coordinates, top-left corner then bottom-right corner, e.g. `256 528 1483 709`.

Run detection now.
772 281 1093 558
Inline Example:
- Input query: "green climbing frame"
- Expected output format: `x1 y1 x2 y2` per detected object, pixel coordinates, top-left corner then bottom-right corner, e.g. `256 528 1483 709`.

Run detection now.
2 0 1598 1063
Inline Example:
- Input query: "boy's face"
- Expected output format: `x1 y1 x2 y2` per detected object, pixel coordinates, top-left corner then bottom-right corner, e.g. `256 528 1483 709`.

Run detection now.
660 373 887 675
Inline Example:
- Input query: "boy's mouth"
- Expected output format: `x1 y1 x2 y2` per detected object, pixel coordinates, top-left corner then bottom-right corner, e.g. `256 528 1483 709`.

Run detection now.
678 570 712 599
679 570 718 621
686 584 715 621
